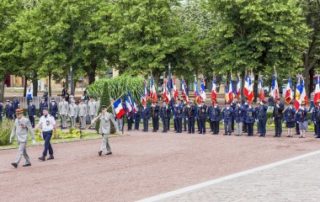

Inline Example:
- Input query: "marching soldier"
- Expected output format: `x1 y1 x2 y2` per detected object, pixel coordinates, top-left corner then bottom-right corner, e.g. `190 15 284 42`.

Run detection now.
5 100 14 120
134 106 141 130
284 102 296 137
37 108 56 161
49 98 58 119
78 99 88 129
88 97 98 128
91 105 119 156
58 97 69 129
273 98 285 137
68 100 78 128
39 97 48 117
234 101 245 136
160 101 171 133
256 101 268 137
186 101 196 134
198 101 207 135
141 104 150 132
10 108 36 168
296 101 308 138
27 100 36 128
151 101 160 132
222 103 233 136
313 100 320 138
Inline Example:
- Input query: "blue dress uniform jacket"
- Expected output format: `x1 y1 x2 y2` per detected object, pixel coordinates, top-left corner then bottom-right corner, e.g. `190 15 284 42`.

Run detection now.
222 107 234 123
39 101 48 116
174 104 183 133
5 103 14 120
49 102 59 119
273 102 285 137
284 107 296 128
134 107 141 130
186 105 196 133
234 105 245 123
160 105 171 132
209 106 221 134
296 108 308 122
256 105 268 136
151 105 160 132
198 104 208 134
245 107 256 136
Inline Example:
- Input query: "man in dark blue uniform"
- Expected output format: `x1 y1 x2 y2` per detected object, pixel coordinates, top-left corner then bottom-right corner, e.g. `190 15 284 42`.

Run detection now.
12 98 20 118
49 99 58 119
296 102 308 138
27 100 36 128
160 101 171 133
284 102 296 137
198 101 207 135
186 101 196 134
39 97 48 117
245 103 256 136
5 100 14 120
256 101 268 137
222 103 233 135
313 100 320 138
234 101 245 136
231 100 237 132
242 100 249 133
210 103 221 135
0 101 3 122
174 99 183 133
141 104 150 132
273 98 285 137
127 109 134 131
134 105 141 130
151 101 160 132
183 101 188 131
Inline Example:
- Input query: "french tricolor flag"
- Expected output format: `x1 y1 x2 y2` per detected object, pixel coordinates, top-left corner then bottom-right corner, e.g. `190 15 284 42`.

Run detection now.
314 76 320 104
113 99 125 119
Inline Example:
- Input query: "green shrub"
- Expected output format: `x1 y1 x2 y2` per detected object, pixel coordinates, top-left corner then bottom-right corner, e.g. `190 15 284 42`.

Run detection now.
0 120 14 146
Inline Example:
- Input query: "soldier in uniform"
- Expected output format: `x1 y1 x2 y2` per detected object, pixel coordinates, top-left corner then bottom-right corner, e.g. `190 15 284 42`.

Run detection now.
27 100 36 128
68 99 78 128
296 101 308 138
160 101 171 133
186 101 196 134
256 101 268 137
284 102 296 137
49 98 58 119
151 101 160 132
231 100 237 132
5 100 14 120
39 97 48 117
91 105 119 156
12 98 20 119
198 101 207 135
58 97 69 129
234 101 245 136
141 104 150 132
78 99 88 129
134 106 141 130
183 101 188 131
245 103 256 136
174 99 183 133
222 103 233 136
313 100 320 138
10 108 36 168
242 100 249 133
273 98 285 137
127 109 134 131
211 103 221 135
88 97 98 129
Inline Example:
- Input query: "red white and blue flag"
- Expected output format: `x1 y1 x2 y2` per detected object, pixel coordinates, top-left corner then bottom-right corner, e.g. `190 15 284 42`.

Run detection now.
294 76 308 110
199 79 206 101
149 78 158 103
270 74 280 101
243 73 254 103
258 76 265 101
141 80 148 107
235 75 241 99
194 79 202 104
211 78 217 103
314 76 320 104
172 78 179 101
181 79 189 103
225 78 233 104
162 79 171 104
125 92 137 113
113 98 125 119
284 78 293 104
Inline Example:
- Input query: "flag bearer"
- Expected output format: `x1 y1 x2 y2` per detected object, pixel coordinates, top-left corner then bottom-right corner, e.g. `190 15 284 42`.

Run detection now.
160 101 171 133
198 101 208 135
234 101 245 136
186 101 196 134
78 99 88 129
141 104 150 132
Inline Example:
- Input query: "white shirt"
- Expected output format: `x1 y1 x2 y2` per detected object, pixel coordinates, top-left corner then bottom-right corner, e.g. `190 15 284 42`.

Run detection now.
39 115 56 132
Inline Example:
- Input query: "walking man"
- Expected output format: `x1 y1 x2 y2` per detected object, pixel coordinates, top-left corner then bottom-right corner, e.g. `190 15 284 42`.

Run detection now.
10 108 36 168
37 108 56 161
91 105 119 156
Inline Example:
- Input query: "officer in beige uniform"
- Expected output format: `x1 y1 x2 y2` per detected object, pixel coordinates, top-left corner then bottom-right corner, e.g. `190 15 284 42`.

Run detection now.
88 97 98 128
78 99 87 129
68 100 78 128
10 108 36 168
91 105 119 156
58 97 69 129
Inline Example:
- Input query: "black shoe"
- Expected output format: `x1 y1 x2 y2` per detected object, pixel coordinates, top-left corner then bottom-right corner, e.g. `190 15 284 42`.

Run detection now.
98 151 102 156
23 163 31 167
11 163 18 168
106 152 112 155
38 156 46 161
47 155 54 160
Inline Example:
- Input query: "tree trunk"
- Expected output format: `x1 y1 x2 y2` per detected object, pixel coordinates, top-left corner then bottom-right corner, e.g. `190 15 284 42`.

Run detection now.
0 77 5 102
253 73 259 102
23 76 28 97
32 72 38 97
88 62 97 84
48 72 52 97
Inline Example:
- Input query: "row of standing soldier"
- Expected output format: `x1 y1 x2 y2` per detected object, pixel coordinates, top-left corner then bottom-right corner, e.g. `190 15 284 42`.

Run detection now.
124 97 320 139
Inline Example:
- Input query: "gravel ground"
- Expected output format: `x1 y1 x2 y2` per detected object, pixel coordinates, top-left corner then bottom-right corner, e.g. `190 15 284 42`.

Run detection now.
0 131 319 202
